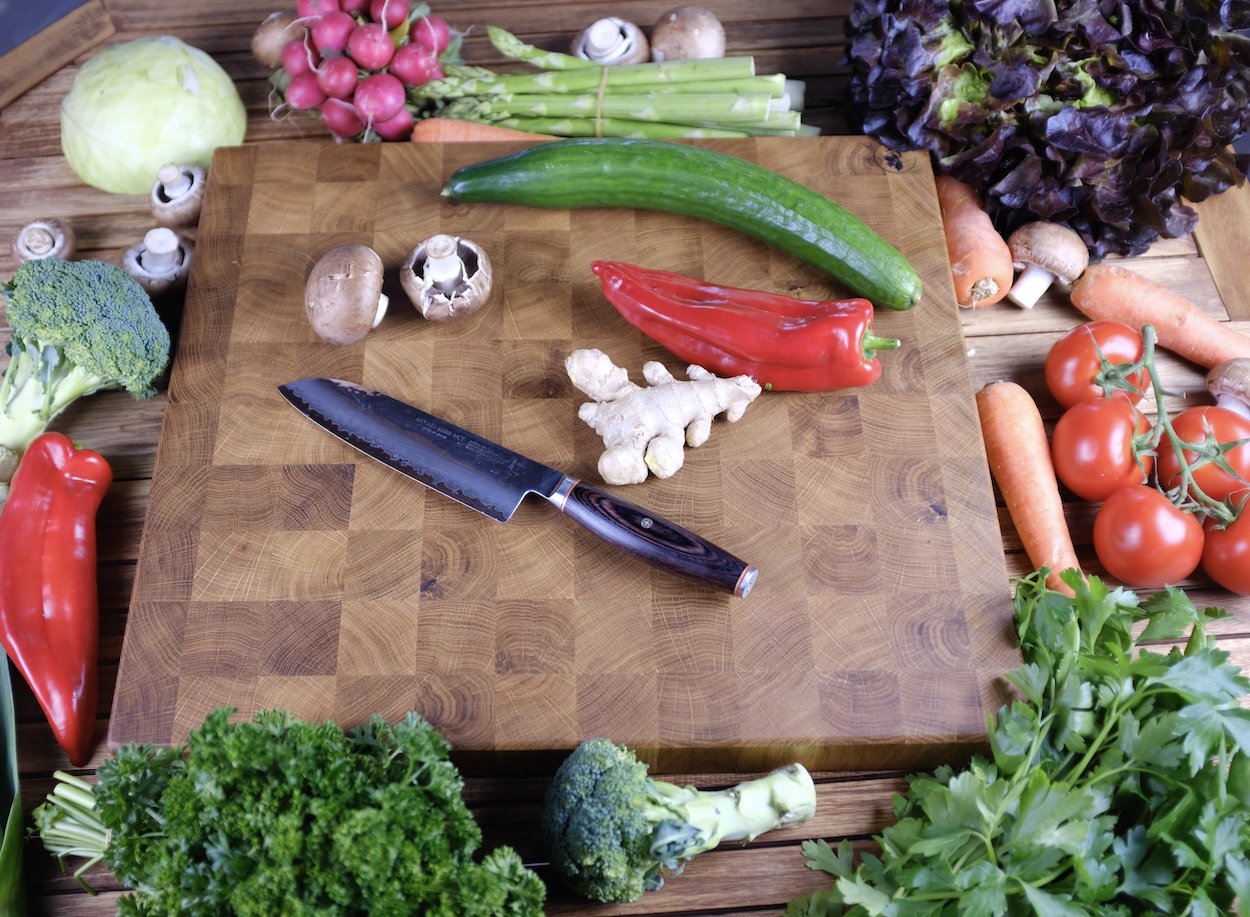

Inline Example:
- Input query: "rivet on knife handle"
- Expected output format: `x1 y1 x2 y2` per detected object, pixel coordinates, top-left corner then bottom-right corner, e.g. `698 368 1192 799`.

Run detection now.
549 477 758 597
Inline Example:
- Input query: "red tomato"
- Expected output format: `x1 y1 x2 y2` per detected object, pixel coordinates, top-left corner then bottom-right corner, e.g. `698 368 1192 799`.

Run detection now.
1203 510 1250 595
1155 406 1250 504
1093 485 1204 588
1044 320 1148 408
1051 398 1153 502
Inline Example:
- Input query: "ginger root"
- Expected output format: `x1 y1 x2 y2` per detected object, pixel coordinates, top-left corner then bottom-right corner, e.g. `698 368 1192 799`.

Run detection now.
566 348 762 485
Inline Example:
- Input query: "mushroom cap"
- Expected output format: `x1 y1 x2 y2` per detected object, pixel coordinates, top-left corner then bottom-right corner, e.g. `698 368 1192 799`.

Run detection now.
122 227 193 297
1006 221 1090 285
649 4 726 61
570 17 650 65
150 163 207 229
305 243 386 345
1206 358 1250 405
400 235 493 322
11 218 77 263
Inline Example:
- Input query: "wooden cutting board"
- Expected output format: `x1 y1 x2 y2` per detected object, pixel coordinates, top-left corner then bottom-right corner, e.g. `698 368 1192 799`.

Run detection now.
109 136 1018 773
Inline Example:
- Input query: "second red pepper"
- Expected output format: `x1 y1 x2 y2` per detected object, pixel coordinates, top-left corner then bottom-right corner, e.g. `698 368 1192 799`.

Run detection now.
0 432 111 766
591 261 900 392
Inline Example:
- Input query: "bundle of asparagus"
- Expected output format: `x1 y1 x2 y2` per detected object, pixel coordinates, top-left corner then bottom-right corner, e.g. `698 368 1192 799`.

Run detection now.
415 27 814 139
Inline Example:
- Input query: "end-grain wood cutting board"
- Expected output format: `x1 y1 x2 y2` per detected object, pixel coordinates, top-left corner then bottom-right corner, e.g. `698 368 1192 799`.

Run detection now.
110 137 1019 773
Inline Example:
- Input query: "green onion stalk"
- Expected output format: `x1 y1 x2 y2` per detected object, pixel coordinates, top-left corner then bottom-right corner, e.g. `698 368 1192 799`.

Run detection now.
411 27 814 138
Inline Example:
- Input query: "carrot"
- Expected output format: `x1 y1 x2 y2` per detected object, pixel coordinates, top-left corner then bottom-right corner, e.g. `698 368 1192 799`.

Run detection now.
976 380 1080 596
934 175 1015 308
410 117 556 143
1070 262 1250 369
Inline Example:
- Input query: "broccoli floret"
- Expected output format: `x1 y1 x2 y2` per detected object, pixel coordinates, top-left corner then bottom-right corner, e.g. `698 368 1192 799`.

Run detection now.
541 737 817 903
0 257 170 479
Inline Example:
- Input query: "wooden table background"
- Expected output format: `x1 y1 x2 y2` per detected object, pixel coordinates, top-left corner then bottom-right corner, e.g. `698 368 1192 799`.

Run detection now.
2 1 1249 913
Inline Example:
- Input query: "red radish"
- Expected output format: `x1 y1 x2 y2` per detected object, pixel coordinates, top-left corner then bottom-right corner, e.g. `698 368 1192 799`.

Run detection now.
347 22 395 69
370 0 411 30
285 72 327 110
282 38 317 77
390 42 443 87
298 0 340 16
340 0 369 10
373 105 415 140
316 54 360 99
411 15 451 54
354 72 406 124
321 98 366 138
311 10 357 54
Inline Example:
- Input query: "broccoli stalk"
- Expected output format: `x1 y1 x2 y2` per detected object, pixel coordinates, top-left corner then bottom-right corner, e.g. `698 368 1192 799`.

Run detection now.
0 258 170 494
541 737 817 903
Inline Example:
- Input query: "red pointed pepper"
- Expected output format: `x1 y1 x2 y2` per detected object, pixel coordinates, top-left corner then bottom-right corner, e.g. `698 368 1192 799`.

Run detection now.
591 261 901 392
0 432 111 765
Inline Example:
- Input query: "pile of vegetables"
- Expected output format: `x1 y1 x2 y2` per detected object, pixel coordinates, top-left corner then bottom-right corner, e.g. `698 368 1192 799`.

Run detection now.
789 569 1250 914
845 0 1250 257
35 708 545 915
258 2 810 141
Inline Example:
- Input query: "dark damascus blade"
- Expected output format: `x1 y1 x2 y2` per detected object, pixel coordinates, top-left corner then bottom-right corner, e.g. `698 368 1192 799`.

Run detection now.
278 377 565 522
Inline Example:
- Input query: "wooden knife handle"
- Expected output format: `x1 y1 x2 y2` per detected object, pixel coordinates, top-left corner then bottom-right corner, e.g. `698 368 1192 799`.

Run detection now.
551 478 758 597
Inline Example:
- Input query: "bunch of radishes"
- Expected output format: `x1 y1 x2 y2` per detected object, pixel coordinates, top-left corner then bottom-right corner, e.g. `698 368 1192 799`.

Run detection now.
253 0 457 141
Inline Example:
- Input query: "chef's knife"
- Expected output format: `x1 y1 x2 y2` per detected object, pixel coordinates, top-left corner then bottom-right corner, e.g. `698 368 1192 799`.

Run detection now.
278 378 758 597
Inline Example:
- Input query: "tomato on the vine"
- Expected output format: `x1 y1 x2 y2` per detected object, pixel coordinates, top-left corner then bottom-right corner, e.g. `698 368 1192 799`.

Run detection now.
1203 509 1250 595
1093 485 1204 588
1044 320 1148 408
1155 405 1250 504
1051 397 1153 502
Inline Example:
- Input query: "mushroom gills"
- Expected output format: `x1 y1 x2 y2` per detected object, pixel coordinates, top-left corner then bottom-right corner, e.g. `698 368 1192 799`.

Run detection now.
571 17 649 65
402 234 494 322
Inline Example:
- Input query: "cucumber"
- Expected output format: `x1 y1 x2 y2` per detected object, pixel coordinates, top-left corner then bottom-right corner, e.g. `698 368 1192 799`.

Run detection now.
441 137 922 311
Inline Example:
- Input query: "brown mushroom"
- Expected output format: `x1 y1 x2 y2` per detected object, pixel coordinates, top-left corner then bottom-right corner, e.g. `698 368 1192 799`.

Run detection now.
400 234 493 322
251 10 305 70
304 243 388 345
570 17 650 65
11 218 77 263
150 163 207 228
649 5 726 61
1206 359 1250 420
123 227 194 298
1005 221 1089 309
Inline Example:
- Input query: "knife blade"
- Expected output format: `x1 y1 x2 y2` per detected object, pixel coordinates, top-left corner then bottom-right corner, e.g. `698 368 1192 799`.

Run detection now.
278 378 757 597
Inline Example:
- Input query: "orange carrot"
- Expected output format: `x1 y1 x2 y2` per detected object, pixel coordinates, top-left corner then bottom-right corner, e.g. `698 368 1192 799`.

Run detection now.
1070 262 1250 369
976 380 1081 596
935 175 1015 308
410 117 556 143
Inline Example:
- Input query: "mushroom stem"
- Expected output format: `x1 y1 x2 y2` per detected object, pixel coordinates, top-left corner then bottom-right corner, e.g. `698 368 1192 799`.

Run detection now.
421 234 468 293
156 163 194 200
12 218 76 262
1216 393 1250 421
370 294 390 328
1007 263 1055 309
137 228 184 275
585 19 629 58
